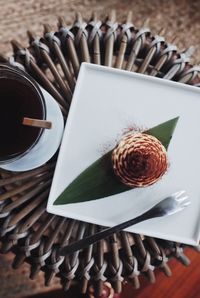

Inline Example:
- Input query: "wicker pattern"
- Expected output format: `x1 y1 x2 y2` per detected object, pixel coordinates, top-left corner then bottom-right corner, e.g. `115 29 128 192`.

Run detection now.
0 11 199 296
112 133 168 187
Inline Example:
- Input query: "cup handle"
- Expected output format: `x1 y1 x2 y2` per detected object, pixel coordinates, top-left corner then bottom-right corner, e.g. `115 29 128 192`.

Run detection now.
22 117 52 129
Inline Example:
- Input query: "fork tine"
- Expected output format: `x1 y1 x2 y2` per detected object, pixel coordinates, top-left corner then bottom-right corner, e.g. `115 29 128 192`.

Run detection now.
175 195 189 202
180 199 191 207
173 190 186 199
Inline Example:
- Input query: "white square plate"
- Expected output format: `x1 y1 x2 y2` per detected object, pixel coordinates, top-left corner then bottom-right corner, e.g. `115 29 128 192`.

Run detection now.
47 63 200 245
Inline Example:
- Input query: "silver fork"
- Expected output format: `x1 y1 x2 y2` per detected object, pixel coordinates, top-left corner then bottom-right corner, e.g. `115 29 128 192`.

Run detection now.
59 191 190 256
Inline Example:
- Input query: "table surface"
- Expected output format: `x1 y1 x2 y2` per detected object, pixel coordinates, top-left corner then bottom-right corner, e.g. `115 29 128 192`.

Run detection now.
0 1 199 297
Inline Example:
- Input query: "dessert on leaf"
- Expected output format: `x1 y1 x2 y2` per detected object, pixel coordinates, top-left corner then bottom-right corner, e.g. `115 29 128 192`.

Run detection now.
54 117 179 205
112 133 168 187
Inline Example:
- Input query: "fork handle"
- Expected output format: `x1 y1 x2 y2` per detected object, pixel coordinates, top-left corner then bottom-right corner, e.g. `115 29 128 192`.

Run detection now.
59 211 154 256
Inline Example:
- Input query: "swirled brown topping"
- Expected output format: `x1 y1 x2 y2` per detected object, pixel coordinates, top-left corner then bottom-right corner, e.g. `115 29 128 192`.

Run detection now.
112 133 168 187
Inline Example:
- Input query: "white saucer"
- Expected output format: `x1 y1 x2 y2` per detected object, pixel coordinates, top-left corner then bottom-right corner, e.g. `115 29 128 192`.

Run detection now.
1 87 64 171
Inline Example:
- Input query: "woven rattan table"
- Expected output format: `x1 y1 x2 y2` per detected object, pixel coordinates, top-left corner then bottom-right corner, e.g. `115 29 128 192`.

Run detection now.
0 11 200 297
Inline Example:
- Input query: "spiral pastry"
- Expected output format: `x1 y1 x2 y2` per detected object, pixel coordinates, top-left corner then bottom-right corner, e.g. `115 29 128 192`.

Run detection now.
112 133 168 187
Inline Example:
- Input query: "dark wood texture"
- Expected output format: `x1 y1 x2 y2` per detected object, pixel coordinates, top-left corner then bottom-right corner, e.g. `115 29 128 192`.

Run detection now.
122 248 200 298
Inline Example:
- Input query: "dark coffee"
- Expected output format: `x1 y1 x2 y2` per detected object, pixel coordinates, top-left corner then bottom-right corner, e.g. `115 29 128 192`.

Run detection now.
0 74 45 162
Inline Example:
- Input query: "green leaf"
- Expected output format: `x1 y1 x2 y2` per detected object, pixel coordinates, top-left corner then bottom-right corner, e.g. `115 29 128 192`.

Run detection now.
54 117 179 205
145 116 179 150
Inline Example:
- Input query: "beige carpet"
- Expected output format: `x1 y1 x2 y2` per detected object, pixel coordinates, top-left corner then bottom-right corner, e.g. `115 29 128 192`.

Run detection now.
0 1 199 297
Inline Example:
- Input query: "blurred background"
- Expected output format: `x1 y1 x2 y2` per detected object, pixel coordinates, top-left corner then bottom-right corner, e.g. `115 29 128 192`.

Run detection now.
1 0 200 62
0 0 199 297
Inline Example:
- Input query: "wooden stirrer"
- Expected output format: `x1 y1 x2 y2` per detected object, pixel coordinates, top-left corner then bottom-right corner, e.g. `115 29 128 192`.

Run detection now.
22 117 52 129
